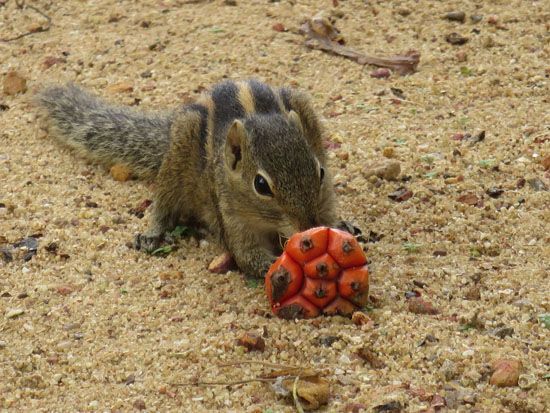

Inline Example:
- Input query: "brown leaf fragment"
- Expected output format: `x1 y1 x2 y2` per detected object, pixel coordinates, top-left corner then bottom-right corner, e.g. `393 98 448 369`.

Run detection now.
408 297 439 315
3 70 27 95
445 32 468 45
207 252 237 274
356 347 386 369
300 13 419 75
110 164 132 181
489 359 522 387
236 332 265 352
281 375 329 411
388 186 413 202
457 193 480 206
541 155 550 171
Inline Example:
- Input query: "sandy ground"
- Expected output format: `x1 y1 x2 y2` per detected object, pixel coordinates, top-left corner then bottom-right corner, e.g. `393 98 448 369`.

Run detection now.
1 0 549 411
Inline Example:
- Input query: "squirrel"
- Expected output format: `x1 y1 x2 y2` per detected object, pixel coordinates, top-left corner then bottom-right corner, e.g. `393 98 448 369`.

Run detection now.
36 79 338 278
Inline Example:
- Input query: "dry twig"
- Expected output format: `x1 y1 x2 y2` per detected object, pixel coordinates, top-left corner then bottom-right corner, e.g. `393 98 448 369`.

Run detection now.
300 12 420 75
0 0 51 42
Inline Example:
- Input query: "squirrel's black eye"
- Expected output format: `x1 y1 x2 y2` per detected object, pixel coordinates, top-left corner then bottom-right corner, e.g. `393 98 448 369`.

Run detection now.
320 167 325 182
254 174 273 197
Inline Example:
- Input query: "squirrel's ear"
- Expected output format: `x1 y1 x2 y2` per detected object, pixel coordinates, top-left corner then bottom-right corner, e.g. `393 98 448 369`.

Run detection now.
225 119 246 171
288 110 304 135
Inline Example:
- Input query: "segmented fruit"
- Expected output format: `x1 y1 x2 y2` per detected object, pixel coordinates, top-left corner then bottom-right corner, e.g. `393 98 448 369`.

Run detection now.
265 227 369 319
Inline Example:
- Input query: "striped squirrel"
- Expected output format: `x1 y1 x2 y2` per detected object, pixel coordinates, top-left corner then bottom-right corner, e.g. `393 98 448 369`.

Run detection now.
36 79 338 278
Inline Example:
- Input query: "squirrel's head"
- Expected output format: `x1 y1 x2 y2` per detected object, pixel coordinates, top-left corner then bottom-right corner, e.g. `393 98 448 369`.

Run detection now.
222 111 333 248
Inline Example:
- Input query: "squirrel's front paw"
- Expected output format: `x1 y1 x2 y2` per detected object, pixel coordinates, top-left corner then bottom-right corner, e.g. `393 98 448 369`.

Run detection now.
134 233 162 252
335 220 363 235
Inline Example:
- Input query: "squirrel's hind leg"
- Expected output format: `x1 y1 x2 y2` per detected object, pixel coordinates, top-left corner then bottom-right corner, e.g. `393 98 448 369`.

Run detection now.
135 110 204 252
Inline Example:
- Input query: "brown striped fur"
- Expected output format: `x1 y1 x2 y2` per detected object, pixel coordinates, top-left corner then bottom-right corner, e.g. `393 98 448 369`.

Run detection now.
36 79 337 277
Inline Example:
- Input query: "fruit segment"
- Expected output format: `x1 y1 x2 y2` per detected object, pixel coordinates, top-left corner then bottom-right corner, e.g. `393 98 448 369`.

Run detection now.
327 228 367 268
302 278 337 308
273 295 320 319
338 265 370 306
265 254 303 305
303 253 340 279
285 227 328 264
322 297 356 317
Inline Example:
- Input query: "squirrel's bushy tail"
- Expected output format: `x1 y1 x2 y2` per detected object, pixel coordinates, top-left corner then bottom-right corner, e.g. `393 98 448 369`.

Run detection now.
36 84 172 179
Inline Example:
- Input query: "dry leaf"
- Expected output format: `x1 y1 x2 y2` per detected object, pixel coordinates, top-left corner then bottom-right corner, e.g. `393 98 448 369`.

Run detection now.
300 12 419 75
282 375 329 411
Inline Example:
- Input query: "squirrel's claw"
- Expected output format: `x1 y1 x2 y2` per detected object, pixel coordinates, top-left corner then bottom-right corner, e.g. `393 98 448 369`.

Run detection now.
134 233 162 252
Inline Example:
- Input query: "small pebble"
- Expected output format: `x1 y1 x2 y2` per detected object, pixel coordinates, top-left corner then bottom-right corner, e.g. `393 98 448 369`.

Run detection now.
471 14 483 23
382 147 395 158
370 68 391 79
110 164 132 182
446 32 468 45
5 308 25 319
444 11 466 23
3 70 27 95
490 359 522 387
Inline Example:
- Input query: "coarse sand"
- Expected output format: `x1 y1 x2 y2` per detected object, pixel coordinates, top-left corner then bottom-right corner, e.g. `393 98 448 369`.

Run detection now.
1 0 548 411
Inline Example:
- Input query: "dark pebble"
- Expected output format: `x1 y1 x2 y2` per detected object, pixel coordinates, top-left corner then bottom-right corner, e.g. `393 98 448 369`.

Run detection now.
445 11 466 23
446 32 468 45
486 187 504 198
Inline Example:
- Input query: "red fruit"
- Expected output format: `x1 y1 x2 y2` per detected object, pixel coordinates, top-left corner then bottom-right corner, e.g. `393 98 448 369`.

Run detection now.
265 227 370 319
